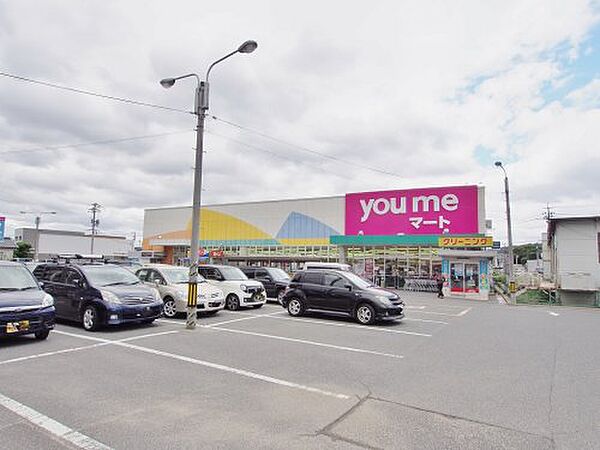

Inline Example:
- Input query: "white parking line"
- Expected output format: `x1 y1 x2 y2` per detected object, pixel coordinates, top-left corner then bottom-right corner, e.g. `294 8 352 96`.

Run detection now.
0 342 110 366
408 309 471 317
51 329 351 400
206 325 405 359
0 391 113 449
548 311 560 317
406 305 426 309
260 313 432 337
403 317 449 325
203 315 265 328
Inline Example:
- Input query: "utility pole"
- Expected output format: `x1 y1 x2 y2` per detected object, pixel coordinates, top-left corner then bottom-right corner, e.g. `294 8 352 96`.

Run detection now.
494 161 515 303
20 211 56 261
88 203 102 254
159 40 257 330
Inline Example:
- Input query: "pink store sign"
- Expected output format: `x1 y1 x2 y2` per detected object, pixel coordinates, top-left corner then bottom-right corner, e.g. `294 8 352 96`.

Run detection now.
345 185 480 235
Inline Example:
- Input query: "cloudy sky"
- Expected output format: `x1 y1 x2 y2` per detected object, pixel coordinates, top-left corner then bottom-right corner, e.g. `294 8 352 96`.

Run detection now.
1 0 599 245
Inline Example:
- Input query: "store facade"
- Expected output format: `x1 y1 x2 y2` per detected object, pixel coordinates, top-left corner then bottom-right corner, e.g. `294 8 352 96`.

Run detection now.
143 184 495 299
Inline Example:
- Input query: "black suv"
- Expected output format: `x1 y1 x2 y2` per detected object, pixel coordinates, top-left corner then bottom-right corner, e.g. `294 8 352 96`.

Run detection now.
239 266 291 302
33 263 163 331
281 269 404 325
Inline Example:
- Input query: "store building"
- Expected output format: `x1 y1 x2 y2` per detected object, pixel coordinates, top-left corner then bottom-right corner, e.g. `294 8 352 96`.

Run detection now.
143 185 495 299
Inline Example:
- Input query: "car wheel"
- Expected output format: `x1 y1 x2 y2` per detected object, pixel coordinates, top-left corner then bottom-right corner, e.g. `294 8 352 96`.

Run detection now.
355 304 375 325
34 330 50 340
162 297 177 318
82 305 101 331
277 289 286 304
287 298 304 317
226 294 240 311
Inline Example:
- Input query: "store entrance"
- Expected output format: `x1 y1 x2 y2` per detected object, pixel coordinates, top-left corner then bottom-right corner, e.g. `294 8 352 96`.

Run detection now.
450 262 479 293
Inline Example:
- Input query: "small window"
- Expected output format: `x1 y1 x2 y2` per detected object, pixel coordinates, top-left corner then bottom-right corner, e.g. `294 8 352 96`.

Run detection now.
47 267 66 283
243 268 256 278
137 269 149 281
199 267 219 280
291 273 303 282
65 269 83 287
303 272 323 285
255 269 268 278
324 273 344 287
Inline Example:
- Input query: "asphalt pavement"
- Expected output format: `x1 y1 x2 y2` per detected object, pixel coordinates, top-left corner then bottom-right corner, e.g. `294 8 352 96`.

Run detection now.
1 292 599 449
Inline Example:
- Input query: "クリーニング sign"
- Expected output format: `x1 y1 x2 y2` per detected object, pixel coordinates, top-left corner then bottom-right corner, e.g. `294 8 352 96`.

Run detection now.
345 186 481 236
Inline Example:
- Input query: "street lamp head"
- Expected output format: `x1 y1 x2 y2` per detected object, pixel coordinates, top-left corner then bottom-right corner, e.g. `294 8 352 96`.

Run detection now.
160 78 176 88
494 161 503 167
237 40 258 54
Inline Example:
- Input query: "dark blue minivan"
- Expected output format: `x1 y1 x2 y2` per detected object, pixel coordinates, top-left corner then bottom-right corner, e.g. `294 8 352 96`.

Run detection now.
0 261 55 340
34 263 163 331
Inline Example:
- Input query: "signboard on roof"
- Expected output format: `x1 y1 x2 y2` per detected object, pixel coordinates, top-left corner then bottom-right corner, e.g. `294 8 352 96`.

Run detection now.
345 186 482 236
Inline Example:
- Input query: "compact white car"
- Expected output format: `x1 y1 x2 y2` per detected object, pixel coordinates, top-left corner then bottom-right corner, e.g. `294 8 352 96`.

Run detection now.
136 264 225 318
197 265 266 311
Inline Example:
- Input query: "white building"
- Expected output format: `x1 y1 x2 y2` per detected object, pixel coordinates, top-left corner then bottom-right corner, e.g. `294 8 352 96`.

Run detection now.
546 216 600 306
0 239 17 261
14 228 134 261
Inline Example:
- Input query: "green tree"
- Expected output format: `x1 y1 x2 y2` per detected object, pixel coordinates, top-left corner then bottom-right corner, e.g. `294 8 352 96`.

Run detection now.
513 243 542 265
13 241 32 259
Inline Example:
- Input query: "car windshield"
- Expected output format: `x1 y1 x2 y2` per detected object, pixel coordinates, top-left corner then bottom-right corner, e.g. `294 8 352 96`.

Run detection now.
0 265 40 291
342 272 374 289
161 267 206 284
81 265 141 287
269 268 290 281
219 267 248 281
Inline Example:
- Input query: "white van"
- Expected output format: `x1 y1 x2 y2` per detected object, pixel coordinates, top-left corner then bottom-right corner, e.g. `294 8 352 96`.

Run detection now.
303 262 352 272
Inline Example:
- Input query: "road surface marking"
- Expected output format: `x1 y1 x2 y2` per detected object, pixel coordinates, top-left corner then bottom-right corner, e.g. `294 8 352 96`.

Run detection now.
262 313 432 336
406 305 426 309
0 342 110 366
548 311 559 316
206 325 405 359
203 315 265 327
456 307 472 316
52 329 351 400
0 392 113 449
403 317 448 324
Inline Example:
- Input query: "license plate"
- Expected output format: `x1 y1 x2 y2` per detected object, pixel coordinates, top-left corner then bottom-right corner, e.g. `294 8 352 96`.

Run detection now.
6 320 29 334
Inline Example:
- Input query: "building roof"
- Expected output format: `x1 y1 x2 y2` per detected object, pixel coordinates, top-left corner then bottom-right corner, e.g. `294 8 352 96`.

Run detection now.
0 239 17 250
547 215 600 242
15 228 128 240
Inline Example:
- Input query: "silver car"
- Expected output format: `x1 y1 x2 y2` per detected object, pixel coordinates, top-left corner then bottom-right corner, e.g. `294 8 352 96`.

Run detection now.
136 264 225 318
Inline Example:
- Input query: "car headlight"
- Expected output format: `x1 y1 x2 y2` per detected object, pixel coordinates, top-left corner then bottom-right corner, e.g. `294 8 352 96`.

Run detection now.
377 295 393 306
240 284 247 292
41 293 54 308
101 290 122 304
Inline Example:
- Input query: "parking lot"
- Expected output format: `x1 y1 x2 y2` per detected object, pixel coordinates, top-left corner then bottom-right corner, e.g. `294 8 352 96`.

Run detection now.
1 292 599 449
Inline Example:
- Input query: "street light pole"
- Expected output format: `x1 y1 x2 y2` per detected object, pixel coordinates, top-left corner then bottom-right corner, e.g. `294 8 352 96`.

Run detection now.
20 211 56 261
160 40 258 330
495 161 515 303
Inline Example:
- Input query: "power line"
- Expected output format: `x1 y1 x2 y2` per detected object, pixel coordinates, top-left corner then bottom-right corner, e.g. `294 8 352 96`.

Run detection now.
209 115 404 180
0 129 193 155
205 130 363 180
0 70 192 115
